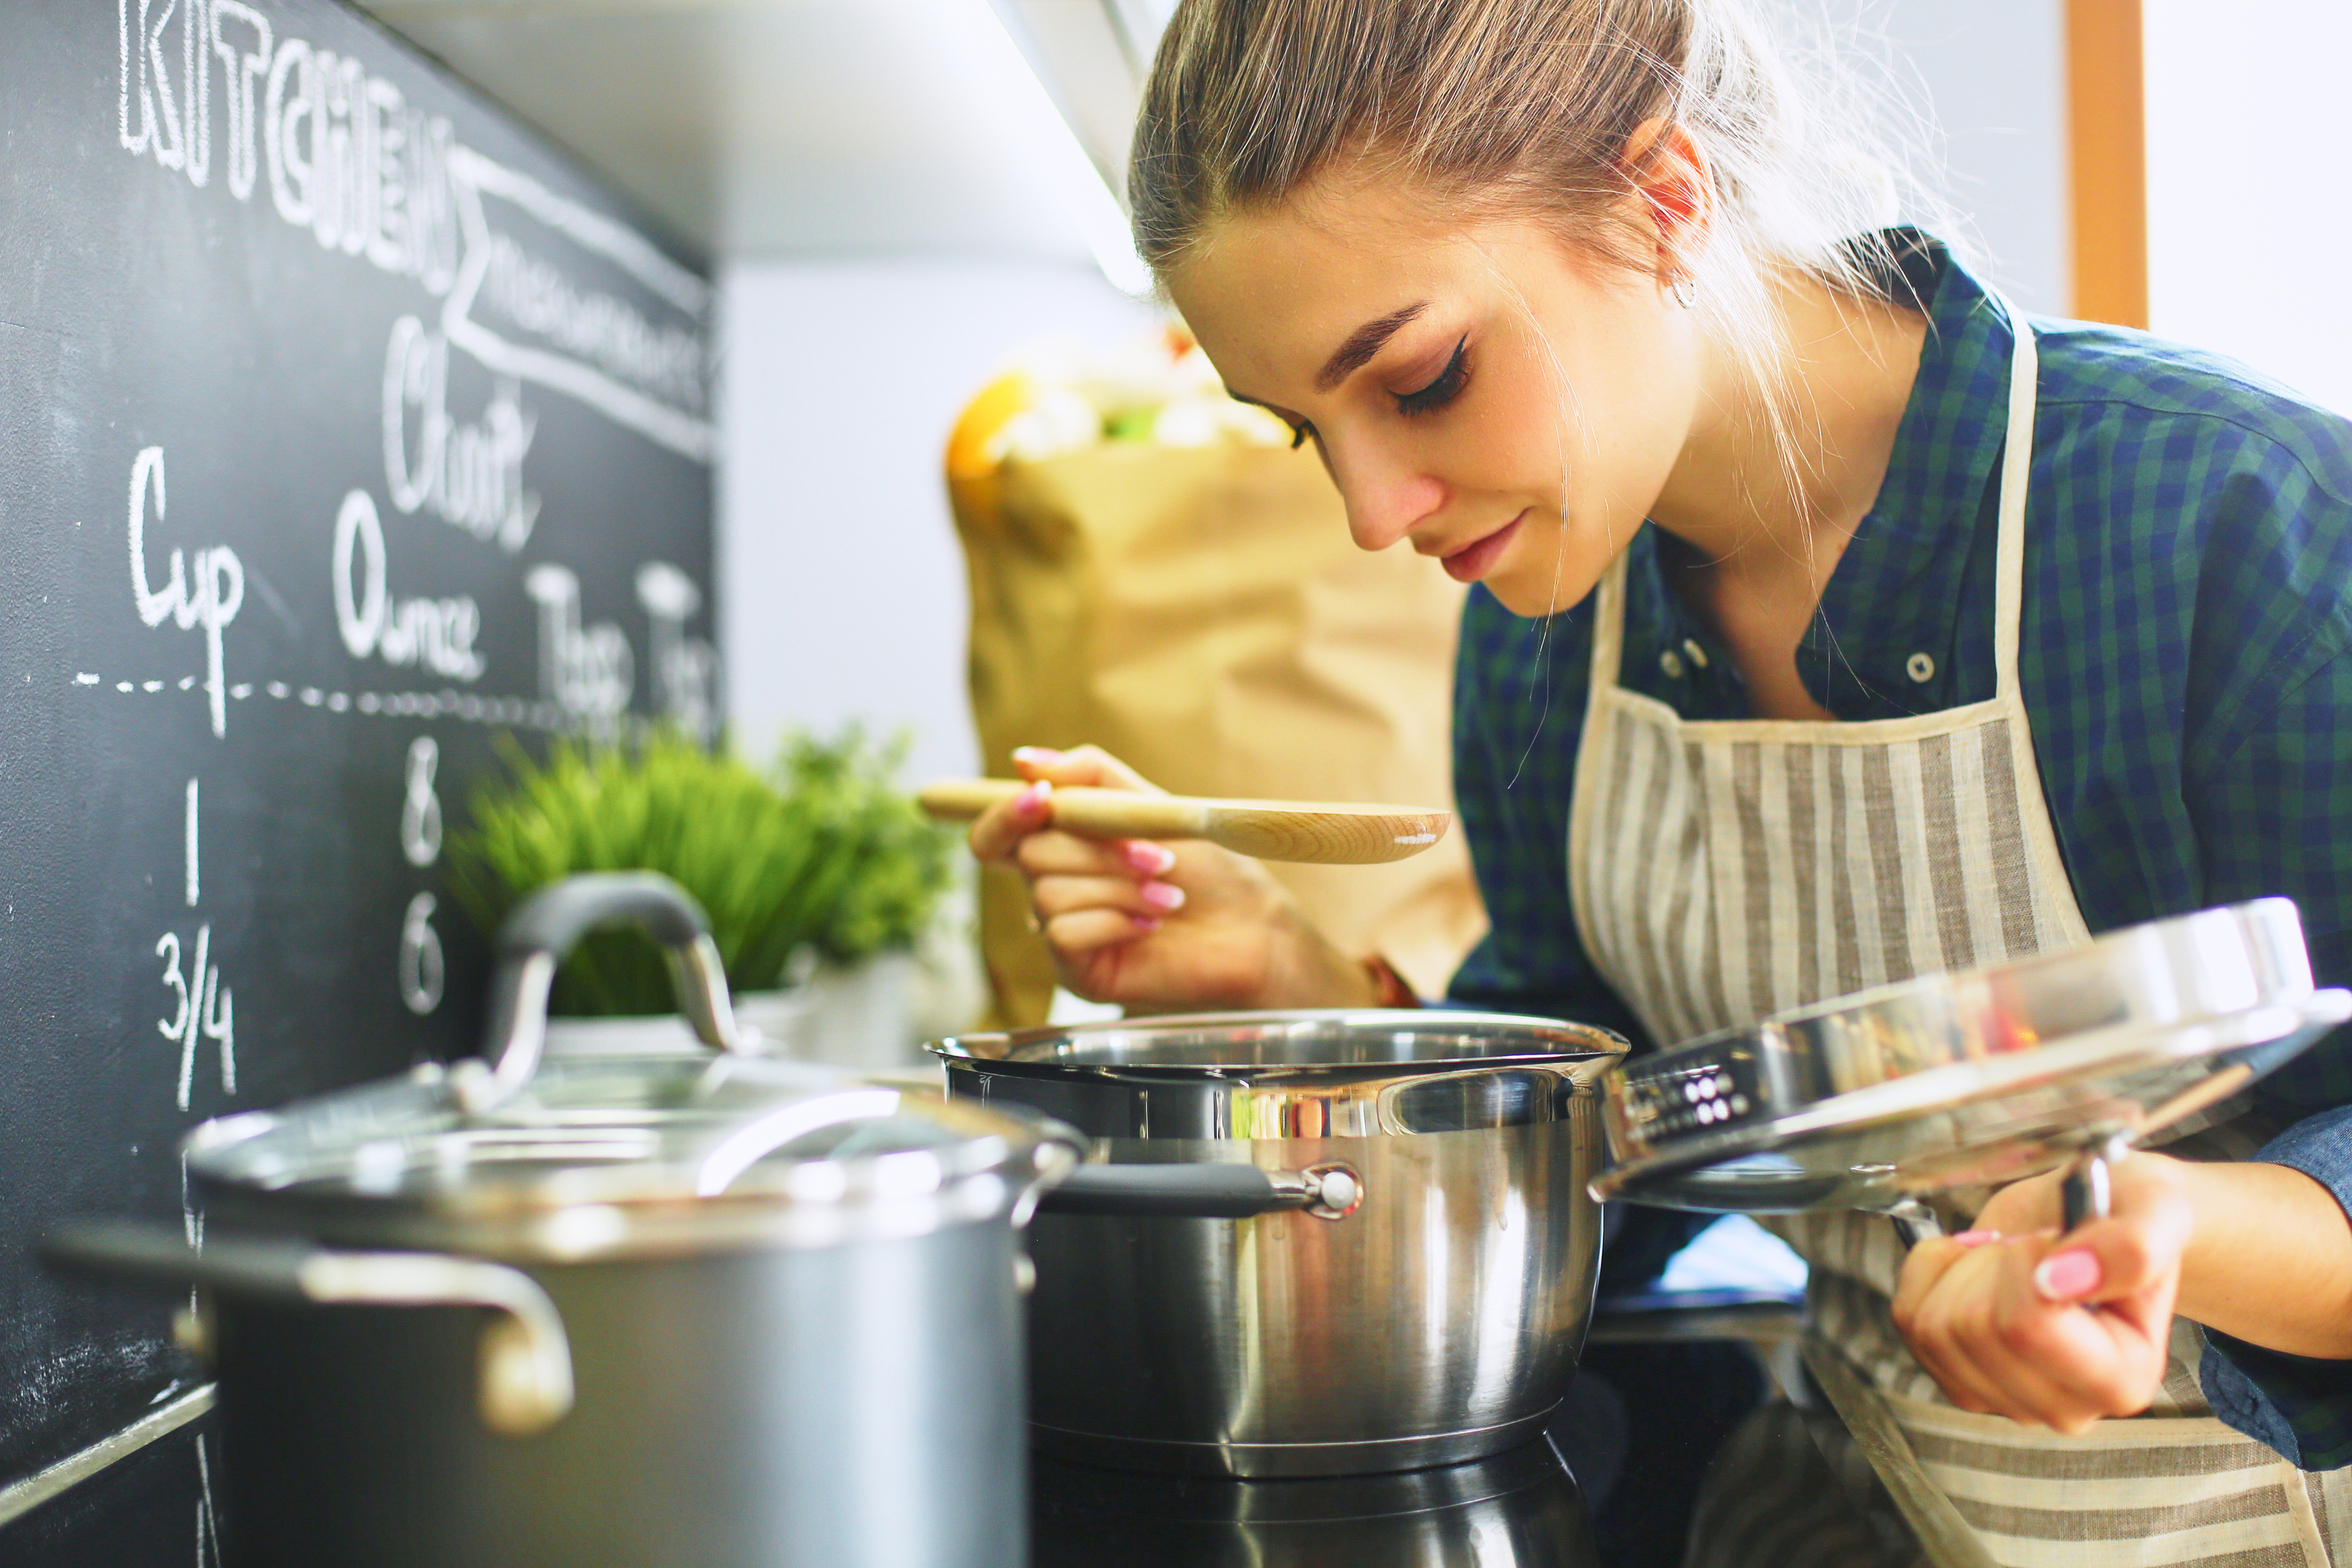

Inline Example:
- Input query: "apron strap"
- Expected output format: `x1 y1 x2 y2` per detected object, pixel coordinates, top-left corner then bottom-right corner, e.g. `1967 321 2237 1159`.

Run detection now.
1802 1338 2001 1568
1589 290 2040 708
1587 550 1631 701
1990 292 2038 701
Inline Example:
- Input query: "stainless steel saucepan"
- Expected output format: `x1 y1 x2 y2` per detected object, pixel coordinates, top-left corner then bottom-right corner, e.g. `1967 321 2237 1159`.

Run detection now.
932 1011 1628 1477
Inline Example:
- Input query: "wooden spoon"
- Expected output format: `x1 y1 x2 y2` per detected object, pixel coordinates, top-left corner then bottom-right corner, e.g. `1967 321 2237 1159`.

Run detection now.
916 779 1451 866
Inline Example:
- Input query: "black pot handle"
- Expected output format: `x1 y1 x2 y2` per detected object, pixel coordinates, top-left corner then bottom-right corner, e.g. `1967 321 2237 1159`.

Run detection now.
45 1221 576 1438
1039 1161 1363 1221
460 871 742 1113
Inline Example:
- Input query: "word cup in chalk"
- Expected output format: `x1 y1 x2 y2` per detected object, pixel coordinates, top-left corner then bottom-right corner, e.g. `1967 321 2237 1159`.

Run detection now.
126 447 244 738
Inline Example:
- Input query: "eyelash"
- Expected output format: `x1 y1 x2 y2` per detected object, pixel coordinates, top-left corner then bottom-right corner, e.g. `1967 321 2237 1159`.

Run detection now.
1395 336 1469 418
1275 335 1468 447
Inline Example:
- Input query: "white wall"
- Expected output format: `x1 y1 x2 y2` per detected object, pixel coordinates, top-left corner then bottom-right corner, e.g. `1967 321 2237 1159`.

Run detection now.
717 260 1155 782
1839 0 2070 314
2145 0 2352 415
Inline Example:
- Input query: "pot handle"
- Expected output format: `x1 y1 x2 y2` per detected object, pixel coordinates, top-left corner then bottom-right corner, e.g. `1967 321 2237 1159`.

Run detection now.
1882 1132 2127 1249
458 871 742 1113
45 1221 575 1438
1039 1161 1363 1221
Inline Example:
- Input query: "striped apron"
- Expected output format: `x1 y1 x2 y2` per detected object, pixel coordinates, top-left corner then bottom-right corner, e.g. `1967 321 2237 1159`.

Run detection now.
1567 299 2346 1566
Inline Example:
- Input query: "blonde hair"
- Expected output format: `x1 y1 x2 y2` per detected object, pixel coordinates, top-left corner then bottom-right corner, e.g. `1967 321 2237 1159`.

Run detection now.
1130 0 1951 463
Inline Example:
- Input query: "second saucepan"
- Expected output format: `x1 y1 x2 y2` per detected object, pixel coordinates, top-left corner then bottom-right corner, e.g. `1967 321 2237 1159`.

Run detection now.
933 1010 1628 1477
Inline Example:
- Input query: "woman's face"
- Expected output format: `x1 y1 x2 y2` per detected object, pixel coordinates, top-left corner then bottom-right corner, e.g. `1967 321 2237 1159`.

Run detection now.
1167 182 1709 617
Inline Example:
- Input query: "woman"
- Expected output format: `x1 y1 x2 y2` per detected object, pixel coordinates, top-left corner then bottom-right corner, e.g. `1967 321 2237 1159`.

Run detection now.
967 0 2352 1558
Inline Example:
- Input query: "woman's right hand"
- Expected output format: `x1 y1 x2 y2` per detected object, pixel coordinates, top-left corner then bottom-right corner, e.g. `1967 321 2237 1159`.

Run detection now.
965 745 1377 1014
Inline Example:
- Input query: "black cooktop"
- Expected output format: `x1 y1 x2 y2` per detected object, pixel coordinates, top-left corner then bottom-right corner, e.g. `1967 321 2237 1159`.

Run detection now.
1029 1436 1596 1567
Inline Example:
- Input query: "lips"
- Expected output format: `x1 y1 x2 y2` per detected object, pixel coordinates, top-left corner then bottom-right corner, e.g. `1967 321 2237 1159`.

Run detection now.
1438 513 1523 584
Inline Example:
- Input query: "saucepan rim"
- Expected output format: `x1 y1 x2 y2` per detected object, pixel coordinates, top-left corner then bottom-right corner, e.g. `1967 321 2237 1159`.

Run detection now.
930 1007 1628 1083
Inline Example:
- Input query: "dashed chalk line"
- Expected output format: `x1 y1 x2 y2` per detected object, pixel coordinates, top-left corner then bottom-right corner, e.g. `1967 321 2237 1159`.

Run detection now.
63 670 567 731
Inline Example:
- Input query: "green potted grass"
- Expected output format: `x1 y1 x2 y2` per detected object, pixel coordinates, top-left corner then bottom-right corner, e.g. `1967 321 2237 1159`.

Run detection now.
448 727 957 1064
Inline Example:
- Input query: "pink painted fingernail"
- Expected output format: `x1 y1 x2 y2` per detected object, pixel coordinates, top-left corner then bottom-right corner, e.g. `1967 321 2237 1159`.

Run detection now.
1014 780 1053 815
1123 841 1178 875
2034 1248 2102 1301
1131 915 1162 933
1951 1229 1999 1248
1013 746 1064 765
1138 881 1186 912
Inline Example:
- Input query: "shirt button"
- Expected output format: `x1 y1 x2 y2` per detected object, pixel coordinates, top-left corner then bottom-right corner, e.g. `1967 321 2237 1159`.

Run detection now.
1660 651 1686 680
1682 639 1710 669
1907 652 1936 684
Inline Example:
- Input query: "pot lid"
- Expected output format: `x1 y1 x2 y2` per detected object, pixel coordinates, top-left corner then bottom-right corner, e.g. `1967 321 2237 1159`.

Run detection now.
1595 899 2352 1214
184 873 1076 1258
188 1051 1073 1258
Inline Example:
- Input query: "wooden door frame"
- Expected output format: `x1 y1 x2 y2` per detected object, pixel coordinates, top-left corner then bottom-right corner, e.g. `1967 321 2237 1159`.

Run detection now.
2067 0 2147 327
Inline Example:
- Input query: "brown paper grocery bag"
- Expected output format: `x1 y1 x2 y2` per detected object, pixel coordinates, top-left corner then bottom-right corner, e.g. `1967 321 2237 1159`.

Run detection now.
949 441 1487 1029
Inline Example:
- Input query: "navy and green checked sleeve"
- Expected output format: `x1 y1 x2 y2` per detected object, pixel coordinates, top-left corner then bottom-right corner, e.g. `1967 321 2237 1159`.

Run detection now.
1442 229 2352 1467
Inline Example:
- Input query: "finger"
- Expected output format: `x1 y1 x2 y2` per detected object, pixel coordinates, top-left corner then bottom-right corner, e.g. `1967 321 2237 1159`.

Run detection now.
1990 1236 2169 1424
1043 906 1160 956
1971 1169 2066 1236
1894 1231 2000 1322
1014 744 1162 794
1016 830 1145 880
1906 1253 2026 1417
968 779 1054 863
1904 1240 2089 1428
2042 1195 2192 1308
1033 874 1186 921
1114 839 1180 877
1956 1245 2122 1429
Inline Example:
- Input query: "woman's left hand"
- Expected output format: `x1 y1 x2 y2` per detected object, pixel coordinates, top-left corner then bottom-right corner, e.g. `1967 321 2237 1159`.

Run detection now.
1891 1152 2195 1432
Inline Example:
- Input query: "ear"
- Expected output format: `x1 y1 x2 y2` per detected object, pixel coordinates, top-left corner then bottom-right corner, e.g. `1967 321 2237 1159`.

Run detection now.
1620 118 1716 290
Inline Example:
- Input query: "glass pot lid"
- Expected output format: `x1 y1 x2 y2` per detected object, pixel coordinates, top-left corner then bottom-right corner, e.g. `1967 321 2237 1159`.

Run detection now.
184 874 1076 1258
1595 899 2352 1214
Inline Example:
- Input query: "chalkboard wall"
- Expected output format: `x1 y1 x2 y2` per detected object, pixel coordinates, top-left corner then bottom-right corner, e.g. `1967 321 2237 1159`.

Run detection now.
0 0 715 1555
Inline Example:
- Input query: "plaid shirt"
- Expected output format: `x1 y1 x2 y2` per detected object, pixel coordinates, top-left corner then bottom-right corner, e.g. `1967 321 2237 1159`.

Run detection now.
1445 233 2352 1468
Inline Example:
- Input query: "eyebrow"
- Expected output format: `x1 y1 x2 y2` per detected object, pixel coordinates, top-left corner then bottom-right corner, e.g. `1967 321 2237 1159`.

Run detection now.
1315 302 1428 391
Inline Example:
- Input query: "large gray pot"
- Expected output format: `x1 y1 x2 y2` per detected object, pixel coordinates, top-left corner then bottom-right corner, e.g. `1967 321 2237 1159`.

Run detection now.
932 1011 1626 1477
50 873 1076 1568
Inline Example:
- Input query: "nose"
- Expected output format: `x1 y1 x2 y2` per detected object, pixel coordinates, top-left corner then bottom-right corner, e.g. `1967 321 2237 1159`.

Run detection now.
1326 440 1446 554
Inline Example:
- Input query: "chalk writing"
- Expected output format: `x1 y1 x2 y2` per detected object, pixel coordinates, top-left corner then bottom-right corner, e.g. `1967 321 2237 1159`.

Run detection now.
118 0 204 183
265 38 457 286
383 317 539 551
636 562 718 742
209 2 270 201
525 564 633 724
183 778 200 908
158 924 234 1112
399 891 445 1015
112 5 713 463
195 1431 221 1566
401 737 442 868
162 774 235 1110
443 148 714 459
125 448 244 738
332 490 486 681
